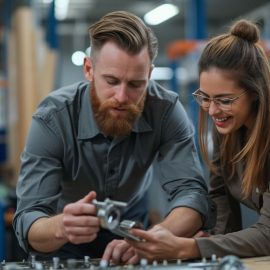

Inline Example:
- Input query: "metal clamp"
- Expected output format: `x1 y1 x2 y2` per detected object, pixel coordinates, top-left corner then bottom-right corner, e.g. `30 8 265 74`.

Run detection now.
92 198 141 241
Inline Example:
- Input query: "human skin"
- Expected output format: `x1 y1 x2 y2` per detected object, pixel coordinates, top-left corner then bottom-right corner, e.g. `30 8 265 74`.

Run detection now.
199 68 255 133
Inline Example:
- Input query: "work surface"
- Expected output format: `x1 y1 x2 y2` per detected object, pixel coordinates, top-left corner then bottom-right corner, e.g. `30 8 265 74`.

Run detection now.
1 256 270 270
242 256 270 270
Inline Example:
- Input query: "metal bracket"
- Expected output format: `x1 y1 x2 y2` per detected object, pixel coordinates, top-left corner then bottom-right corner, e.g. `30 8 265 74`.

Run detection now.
92 198 141 241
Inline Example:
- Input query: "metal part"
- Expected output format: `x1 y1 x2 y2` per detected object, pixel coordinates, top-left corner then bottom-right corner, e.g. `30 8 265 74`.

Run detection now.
217 255 247 270
0 258 214 270
0 254 252 270
92 198 141 241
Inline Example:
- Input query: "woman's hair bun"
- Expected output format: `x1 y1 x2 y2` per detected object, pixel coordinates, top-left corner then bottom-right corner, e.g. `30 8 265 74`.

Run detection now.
230 19 259 43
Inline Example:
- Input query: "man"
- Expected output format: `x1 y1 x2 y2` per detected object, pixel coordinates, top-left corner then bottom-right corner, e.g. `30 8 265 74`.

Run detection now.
13 11 216 261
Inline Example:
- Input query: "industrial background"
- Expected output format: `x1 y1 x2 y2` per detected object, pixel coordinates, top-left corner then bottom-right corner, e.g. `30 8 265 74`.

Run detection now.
0 0 270 261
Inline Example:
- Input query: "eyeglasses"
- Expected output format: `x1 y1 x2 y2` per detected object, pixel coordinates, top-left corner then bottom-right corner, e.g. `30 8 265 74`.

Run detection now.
192 89 246 111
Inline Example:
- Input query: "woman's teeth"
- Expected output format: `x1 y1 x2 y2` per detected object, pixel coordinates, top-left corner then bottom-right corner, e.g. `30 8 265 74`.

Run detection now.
215 117 228 122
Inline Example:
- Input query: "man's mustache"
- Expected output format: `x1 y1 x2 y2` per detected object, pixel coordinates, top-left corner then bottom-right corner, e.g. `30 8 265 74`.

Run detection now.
99 99 140 113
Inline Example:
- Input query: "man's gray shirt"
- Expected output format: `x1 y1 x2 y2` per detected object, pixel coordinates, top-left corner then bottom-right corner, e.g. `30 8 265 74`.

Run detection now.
13 80 216 253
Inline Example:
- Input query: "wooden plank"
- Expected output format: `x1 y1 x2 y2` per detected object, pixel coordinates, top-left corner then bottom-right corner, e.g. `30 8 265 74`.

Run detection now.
242 256 270 270
7 29 20 185
13 7 38 153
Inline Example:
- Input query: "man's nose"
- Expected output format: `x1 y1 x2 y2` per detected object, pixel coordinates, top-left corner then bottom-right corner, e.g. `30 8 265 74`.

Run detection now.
115 85 129 103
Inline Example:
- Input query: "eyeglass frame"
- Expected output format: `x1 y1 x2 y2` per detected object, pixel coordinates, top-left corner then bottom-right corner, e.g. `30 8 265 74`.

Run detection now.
192 89 246 111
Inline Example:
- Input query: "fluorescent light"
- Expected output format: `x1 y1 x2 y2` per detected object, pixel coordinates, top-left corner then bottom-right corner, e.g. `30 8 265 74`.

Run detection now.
144 4 179 25
150 67 188 81
55 0 70 20
151 67 173 80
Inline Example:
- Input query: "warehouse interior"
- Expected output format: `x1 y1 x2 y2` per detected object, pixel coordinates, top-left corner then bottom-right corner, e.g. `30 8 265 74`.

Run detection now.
0 0 270 262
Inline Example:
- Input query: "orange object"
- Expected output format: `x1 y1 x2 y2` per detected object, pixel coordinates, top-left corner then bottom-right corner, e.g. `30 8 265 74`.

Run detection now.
4 208 15 226
167 40 199 59
167 39 270 60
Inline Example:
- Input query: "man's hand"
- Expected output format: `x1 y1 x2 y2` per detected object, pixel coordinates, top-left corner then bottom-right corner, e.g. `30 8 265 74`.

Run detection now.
28 191 100 252
102 239 139 265
61 191 100 244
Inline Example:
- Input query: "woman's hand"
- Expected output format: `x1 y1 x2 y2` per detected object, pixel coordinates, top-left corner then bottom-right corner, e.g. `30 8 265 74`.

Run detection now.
126 225 200 261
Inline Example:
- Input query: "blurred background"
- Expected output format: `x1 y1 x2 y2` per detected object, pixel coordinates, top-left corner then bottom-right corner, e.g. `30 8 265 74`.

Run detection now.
0 0 270 261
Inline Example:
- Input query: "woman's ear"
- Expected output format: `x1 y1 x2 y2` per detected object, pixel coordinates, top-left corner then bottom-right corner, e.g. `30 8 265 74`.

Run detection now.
83 57 94 81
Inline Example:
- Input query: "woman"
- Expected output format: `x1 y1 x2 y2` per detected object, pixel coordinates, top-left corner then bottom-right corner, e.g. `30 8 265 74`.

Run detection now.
113 19 270 261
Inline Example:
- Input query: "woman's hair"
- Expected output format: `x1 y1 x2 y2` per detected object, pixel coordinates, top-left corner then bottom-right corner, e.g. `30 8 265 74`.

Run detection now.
198 19 270 197
88 10 158 63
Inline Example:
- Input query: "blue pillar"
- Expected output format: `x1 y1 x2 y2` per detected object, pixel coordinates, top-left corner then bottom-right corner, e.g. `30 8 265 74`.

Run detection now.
169 0 207 103
169 60 179 94
0 0 14 261
0 0 10 167
185 0 207 157
185 0 207 40
184 0 207 118
0 201 5 260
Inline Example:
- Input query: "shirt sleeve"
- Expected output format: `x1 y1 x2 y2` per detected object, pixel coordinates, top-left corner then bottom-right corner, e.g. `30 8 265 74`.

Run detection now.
13 116 64 252
196 191 270 257
156 98 216 229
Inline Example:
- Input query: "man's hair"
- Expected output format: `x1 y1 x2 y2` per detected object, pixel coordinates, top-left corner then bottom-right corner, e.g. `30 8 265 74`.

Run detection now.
198 19 270 197
88 10 158 63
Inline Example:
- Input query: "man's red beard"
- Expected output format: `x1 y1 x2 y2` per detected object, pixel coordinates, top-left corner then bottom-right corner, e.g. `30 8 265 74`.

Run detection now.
91 82 146 138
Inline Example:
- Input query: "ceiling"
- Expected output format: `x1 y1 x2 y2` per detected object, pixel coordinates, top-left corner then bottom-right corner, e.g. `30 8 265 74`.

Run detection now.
33 0 270 66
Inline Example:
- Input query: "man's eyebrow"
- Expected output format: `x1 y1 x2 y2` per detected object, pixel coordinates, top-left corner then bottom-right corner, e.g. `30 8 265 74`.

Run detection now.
102 74 147 84
103 74 117 79
128 79 147 84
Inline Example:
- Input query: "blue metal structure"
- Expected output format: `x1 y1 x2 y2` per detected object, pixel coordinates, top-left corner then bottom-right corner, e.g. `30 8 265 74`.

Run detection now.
0 0 11 166
168 0 207 162
0 200 5 260
169 60 179 93
45 0 58 50
185 0 207 162
185 0 207 40
185 0 207 122
0 0 11 260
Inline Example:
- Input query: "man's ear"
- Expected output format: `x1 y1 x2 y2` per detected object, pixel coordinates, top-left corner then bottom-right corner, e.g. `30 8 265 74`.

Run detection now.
83 57 94 81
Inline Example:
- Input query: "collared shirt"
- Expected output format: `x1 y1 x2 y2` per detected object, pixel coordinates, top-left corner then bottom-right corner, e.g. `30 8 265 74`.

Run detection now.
13 80 216 254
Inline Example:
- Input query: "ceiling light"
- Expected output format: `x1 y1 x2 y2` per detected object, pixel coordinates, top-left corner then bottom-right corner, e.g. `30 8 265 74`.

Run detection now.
71 51 86 66
144 3 179 25
55 0 70 20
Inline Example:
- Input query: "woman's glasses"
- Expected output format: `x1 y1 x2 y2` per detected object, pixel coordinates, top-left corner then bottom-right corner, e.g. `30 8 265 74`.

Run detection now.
192 89 246 111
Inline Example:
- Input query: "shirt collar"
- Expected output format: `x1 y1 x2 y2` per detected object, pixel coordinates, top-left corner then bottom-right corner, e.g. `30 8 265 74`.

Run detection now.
78 83 152 140
78 83 99 139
